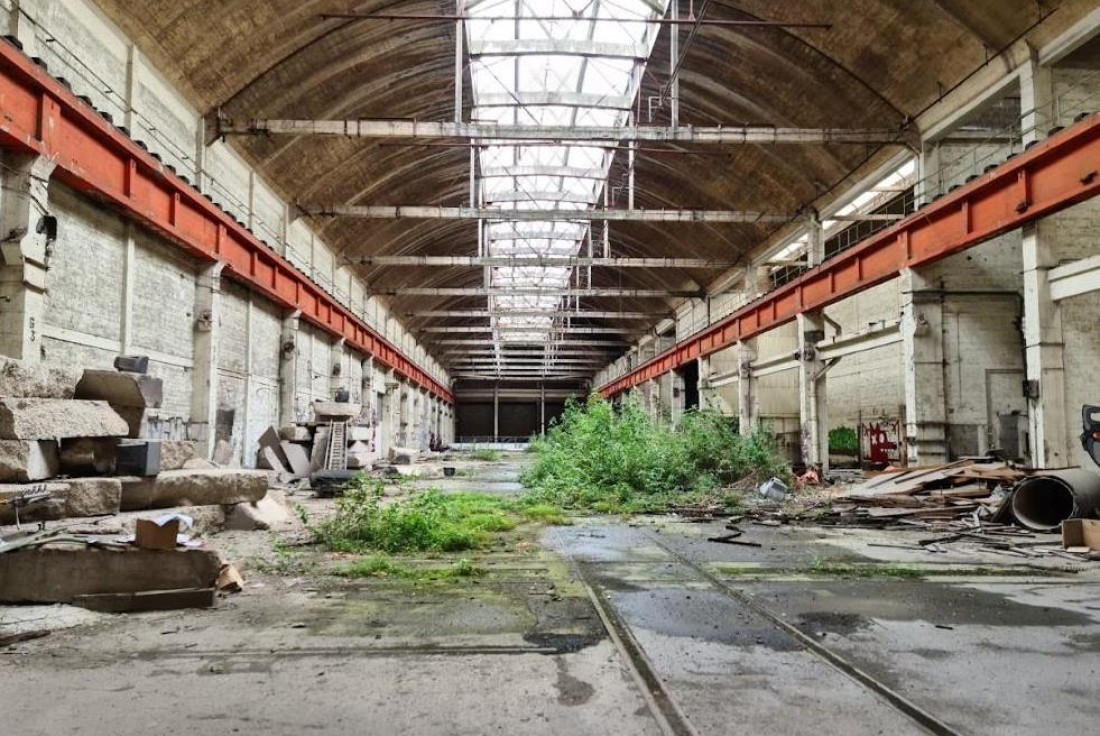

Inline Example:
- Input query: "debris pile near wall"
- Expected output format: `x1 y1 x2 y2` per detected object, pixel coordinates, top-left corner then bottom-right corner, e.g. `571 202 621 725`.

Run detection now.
0 357 282 611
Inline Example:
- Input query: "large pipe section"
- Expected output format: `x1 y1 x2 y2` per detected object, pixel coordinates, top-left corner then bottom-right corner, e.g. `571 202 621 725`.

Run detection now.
1011 468 1100 531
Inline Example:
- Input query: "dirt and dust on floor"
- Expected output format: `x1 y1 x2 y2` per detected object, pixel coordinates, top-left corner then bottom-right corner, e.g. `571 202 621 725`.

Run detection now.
5 389 1100 735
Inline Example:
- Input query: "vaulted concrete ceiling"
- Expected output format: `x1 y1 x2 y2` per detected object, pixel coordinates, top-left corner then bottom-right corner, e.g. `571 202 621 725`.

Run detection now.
93 0 1097 381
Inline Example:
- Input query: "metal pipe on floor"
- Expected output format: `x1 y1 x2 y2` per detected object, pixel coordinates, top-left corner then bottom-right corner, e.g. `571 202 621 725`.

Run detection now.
1011 469 1100 531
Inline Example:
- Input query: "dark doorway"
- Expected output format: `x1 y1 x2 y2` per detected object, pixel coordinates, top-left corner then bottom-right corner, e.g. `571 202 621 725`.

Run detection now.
679 361 699 412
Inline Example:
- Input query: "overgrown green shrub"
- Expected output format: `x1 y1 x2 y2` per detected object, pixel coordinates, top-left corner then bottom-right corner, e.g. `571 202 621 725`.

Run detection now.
520 396 789 512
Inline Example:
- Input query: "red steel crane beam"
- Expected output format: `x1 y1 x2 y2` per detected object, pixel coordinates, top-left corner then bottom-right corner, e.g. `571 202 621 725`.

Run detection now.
0 40 452 403
600 113 1100 397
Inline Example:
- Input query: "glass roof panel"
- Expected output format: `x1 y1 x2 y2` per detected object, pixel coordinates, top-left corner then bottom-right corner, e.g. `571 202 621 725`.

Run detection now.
466 0 668 366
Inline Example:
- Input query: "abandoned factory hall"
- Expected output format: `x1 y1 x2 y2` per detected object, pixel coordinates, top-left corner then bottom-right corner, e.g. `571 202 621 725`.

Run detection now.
6 1 1100 734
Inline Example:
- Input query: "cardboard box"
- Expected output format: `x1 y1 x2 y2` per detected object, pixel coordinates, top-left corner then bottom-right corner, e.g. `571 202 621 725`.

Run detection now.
134 517 180 550
1061 518 1100 552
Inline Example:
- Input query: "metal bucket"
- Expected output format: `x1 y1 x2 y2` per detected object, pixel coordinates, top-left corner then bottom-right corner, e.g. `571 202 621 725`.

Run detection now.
1011 468 1100 531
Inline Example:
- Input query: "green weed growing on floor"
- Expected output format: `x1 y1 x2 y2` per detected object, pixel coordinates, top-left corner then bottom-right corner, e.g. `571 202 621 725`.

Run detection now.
472 449 502 462
335 555 486 581
520 395 789 513
312 475 568 553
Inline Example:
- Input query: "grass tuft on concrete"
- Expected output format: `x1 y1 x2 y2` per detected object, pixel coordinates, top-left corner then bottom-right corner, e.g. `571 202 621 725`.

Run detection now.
335 556 486 581
471 449 502 462
313 476 568 553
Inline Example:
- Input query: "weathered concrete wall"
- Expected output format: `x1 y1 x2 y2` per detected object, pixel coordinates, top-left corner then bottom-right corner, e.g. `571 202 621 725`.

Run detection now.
0 0 453 463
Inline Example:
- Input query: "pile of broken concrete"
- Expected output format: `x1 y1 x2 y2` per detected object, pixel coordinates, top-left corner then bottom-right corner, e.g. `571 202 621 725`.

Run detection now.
0 357 277 612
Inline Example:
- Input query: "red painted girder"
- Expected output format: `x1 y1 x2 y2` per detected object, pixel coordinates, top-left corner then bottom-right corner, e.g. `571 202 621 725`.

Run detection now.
0 41 452 403
600 113 1100 398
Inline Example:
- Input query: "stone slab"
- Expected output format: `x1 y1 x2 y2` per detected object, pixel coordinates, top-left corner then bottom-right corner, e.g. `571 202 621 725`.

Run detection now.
259 426 291 470
74 369 163 409
0 399 129 440
0 440 59 482
0 547 221 604
280 441 311 478
346 441 372 470
312 401 361 419
0 482 71 523
158 440 197 471
59 437 117 475
74 587 215 612
0 356 79 399
119 469 268 511
257 446 288 473
0 478 122 524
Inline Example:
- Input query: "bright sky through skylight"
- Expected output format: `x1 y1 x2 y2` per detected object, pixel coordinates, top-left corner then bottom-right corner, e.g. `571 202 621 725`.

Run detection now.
465 0 669 372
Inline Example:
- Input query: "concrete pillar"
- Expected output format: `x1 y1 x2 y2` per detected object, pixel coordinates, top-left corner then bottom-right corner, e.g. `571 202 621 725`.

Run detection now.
737 340 757 435
7 0 40 55
797 312 829 471
191 262 226 458
539 382 547 434
697 356 716 411
492 384 500 439
806 213 825 268
1022 223 1070 467
0 154 55 362
277 310 300 428
329 338 347 399
1020 55 1055 146
900 268 949 465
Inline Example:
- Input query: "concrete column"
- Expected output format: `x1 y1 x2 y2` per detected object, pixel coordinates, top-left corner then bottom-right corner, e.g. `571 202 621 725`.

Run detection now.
8 0 40 55
806 212 825 268
900 268 949 465
797 312 829 471
492 384 500 439
697 356 716 411
329 338 347 399
539 382 546 434
1022 223 1070 467
191 262 226 458
0 154 55 362
277 310 300 428
737 340 757 435
1020 56 1055 146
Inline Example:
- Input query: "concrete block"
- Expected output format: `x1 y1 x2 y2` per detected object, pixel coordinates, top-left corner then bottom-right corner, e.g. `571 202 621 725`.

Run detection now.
256 446 288 472
0 440 59 482
346 441 371 470
280 441 311 478
158 440 197 471
59 477 122 518
388 446 419 465
310 427 331 471
0 356 80 399
347 425 373 442
225 493 294 531
108 406 150 439
74 369 163 409
0 482 71 523
119 469 268 511
0 478 122 523
59 438 117 475
116 440 162 476
278 425 311 442
259 425 290 469
0 398 129 440
0 547 221 604
312 401 360 419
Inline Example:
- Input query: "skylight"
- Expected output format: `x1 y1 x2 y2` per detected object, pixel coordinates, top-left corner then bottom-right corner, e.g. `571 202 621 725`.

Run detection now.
465 0 670 376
